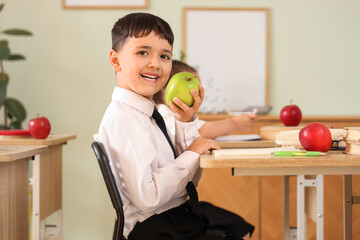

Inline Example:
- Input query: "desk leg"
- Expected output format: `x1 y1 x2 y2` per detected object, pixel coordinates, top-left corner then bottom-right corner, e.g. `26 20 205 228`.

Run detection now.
297 175 307 240
316 175 324 240
284 176 290 240
298 175 324 240
344 175 352 240
32 154 40 240
58 209 63 239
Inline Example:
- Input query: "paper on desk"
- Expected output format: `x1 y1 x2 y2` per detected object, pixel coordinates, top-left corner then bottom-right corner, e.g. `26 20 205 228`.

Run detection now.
215 134 261 142
212 147 298 157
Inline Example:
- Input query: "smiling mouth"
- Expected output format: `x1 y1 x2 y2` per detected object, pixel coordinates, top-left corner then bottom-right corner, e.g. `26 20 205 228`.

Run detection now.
141 74 158 82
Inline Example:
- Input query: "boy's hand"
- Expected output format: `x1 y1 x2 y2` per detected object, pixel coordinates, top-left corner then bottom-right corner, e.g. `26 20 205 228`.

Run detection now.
187 136 220 155
169 84 204 122
232 112 257 132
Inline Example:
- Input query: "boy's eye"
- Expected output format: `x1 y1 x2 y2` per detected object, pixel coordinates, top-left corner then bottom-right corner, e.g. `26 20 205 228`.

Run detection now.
161 54 171 60
138 51 148 56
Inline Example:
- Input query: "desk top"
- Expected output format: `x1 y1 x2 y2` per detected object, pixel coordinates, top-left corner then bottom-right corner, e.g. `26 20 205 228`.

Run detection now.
0 145 48 162
200 151 360 175
0 133 76 146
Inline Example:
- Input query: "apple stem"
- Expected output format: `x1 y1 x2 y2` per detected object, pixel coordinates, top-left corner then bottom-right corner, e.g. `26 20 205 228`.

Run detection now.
290 99 293 105
37 113 39 118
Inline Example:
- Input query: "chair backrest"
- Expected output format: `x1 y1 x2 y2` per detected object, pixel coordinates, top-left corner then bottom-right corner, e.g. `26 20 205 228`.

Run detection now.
91 141 125 240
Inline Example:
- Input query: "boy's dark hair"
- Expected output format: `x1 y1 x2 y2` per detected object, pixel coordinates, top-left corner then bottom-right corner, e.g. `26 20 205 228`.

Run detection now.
153 60 197 104
111 13 174 51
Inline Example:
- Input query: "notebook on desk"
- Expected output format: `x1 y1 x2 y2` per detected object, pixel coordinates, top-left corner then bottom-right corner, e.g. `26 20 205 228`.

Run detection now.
228 106 272 115
215 134 261 142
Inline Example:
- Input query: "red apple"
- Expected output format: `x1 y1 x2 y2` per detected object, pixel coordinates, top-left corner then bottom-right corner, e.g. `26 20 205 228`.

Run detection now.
299 122 332 152
28 115 51 139
280 102 302 126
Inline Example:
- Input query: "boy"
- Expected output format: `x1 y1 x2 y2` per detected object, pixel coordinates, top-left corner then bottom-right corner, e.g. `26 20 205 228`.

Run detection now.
94 13 227 240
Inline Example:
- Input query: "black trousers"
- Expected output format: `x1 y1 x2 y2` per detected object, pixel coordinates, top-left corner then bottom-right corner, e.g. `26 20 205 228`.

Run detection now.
128 202 254 240
199 201 254 239
128 203 229 240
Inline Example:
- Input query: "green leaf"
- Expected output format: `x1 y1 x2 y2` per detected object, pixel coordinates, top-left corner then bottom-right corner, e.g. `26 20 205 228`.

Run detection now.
180 50 186 61
0 4 4 13
10 120 22 129
0 72 9 85
0 80 6 104
2 29 32 36
4 98 26 122
8 54 25 60
0 125 11 130
0 40 10 60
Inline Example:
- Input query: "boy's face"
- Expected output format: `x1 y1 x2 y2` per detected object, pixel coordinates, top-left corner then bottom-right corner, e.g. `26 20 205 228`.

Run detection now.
110 31 172 101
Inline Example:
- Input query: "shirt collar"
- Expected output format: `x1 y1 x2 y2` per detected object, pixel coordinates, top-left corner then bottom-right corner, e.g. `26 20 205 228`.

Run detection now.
111 87 155 117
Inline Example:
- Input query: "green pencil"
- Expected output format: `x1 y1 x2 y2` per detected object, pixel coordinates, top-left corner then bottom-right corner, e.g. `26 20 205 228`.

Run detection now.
272 151 327 157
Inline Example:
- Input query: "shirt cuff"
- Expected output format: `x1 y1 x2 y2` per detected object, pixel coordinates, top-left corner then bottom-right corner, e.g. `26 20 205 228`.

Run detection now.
174 115 200 145
176 150 200 177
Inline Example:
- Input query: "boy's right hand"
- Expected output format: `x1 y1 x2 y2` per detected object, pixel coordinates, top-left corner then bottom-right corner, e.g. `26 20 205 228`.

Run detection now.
169 84 205 122
187 136 220 155
231 113 257 132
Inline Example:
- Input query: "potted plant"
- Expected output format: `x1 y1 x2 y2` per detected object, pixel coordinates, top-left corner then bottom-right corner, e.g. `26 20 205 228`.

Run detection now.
0 3 32 129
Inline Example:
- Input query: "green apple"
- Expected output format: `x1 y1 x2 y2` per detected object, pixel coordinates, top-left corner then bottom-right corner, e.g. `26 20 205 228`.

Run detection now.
165 72 200 107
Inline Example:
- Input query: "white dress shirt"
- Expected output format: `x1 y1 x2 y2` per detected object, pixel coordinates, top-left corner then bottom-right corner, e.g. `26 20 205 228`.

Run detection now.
94 87 201 237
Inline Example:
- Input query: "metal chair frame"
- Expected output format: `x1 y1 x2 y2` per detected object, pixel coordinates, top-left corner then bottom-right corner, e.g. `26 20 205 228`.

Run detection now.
91 142 125 240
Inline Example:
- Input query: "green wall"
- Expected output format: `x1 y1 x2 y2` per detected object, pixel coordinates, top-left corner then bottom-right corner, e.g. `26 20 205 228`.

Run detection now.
2 0 360 239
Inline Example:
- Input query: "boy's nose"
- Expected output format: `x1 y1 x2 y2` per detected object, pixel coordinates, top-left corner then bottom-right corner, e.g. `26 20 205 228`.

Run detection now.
148 57 160 69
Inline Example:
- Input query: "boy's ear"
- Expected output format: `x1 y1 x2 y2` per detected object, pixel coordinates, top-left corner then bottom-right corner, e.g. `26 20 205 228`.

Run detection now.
109 49 121 71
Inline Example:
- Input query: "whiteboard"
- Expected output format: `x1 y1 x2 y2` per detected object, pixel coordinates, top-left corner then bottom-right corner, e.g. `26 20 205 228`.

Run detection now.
183 8 269 113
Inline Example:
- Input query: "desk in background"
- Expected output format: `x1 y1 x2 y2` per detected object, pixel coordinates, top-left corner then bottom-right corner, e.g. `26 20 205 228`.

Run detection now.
197 114 360 240
198 114 360 134
0 145 48 240
0 134 76 240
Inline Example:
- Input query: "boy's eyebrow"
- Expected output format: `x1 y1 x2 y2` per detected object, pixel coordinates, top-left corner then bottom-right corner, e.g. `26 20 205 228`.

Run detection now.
163 49 173 55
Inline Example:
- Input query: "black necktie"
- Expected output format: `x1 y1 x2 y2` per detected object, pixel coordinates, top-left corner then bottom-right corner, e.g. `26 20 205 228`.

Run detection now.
152 108 200 216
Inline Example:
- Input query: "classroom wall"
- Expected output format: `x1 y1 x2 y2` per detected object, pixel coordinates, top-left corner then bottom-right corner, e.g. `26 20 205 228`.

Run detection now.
2 0 360 239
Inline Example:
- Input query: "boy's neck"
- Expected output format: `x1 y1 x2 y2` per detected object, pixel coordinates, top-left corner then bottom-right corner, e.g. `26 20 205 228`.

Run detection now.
116 85 154 102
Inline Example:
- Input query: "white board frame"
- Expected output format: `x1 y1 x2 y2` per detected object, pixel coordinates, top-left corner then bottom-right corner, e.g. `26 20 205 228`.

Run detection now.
183 8 270 113
63 0 148 9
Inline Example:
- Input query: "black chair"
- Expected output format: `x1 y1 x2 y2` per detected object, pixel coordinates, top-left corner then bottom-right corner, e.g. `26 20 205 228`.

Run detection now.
91 142 126 240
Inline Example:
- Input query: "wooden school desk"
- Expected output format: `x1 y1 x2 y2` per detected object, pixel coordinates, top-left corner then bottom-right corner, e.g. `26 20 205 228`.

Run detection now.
0 134 76 240
200 151 360 240
0 145 48 240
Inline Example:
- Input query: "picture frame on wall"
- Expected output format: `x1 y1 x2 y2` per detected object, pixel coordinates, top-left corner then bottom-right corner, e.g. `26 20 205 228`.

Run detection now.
183 8 270 113
63 0 149 9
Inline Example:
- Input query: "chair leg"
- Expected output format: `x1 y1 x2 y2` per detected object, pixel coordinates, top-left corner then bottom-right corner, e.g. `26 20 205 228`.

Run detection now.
113 217 125 240
113 218 119 240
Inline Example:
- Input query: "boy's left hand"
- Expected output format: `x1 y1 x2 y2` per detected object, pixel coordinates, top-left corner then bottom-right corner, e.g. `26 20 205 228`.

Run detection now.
169 84 204 122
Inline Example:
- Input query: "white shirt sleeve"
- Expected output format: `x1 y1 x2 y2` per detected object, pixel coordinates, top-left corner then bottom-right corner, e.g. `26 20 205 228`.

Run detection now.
174 115 200 154
198 119 206 129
